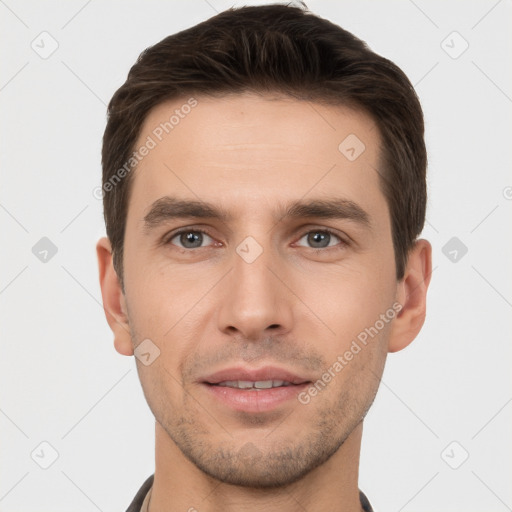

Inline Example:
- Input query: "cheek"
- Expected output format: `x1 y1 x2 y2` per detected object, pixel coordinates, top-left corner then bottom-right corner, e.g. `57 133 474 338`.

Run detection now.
134 360 182 430
294 265 396 341
124 255 188 330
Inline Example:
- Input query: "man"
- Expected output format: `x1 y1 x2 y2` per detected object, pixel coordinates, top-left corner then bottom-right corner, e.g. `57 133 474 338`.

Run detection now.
97 3 432 511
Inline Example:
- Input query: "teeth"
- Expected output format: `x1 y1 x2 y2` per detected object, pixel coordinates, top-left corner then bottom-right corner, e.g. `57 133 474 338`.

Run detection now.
216 380 292 389
254 380 273 389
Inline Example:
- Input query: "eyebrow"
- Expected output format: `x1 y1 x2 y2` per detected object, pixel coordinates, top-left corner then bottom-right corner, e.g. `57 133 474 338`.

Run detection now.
143 195 371 233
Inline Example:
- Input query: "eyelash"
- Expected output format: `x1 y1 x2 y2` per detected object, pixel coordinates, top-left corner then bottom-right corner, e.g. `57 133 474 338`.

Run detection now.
164 227 348 251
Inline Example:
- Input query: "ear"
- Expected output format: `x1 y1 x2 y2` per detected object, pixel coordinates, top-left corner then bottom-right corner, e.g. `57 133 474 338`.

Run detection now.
388 239 432 353
96 237 134 356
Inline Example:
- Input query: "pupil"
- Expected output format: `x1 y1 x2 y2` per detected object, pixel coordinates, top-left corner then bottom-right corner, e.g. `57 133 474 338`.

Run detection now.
309 232 329 248
182 232 202 248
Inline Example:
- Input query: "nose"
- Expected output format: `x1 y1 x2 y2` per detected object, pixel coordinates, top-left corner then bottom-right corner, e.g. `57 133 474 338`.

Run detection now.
217 240 294 341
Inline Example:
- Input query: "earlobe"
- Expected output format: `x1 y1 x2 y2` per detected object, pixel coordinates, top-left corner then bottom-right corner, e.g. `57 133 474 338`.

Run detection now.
388 239 432 353
96 237 134 356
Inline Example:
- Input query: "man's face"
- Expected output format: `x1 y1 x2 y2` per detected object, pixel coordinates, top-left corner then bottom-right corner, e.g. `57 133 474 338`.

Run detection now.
120 92 400 487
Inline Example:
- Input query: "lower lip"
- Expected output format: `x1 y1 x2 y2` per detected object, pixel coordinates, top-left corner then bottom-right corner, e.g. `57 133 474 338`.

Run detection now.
202 383 310 413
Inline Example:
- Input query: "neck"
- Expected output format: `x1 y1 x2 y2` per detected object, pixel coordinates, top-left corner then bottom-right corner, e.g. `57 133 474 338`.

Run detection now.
148 421 365 512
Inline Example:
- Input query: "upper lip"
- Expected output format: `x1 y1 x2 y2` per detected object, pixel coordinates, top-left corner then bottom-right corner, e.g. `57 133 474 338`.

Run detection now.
201 366 312 385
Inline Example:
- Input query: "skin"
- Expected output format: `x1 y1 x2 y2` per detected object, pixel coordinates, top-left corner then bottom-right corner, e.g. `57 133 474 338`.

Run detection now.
97 92 431 512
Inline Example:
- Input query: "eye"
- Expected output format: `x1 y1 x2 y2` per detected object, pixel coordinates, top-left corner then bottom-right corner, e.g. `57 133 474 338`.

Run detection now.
168 229 215 249
295 229 345 249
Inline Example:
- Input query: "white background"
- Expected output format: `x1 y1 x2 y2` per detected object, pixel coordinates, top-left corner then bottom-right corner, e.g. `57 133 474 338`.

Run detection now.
1 1 511 511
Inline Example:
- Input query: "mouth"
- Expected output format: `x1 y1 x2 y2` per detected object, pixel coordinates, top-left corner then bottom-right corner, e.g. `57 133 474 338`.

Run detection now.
200 366 312 412
201 365 311 386
210 380 299 390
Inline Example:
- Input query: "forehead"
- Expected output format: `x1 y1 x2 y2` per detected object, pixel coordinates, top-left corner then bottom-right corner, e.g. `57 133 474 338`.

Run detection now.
129 92 386 221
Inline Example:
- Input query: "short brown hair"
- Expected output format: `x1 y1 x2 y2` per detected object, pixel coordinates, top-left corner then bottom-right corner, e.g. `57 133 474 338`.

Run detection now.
102 3 426 286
